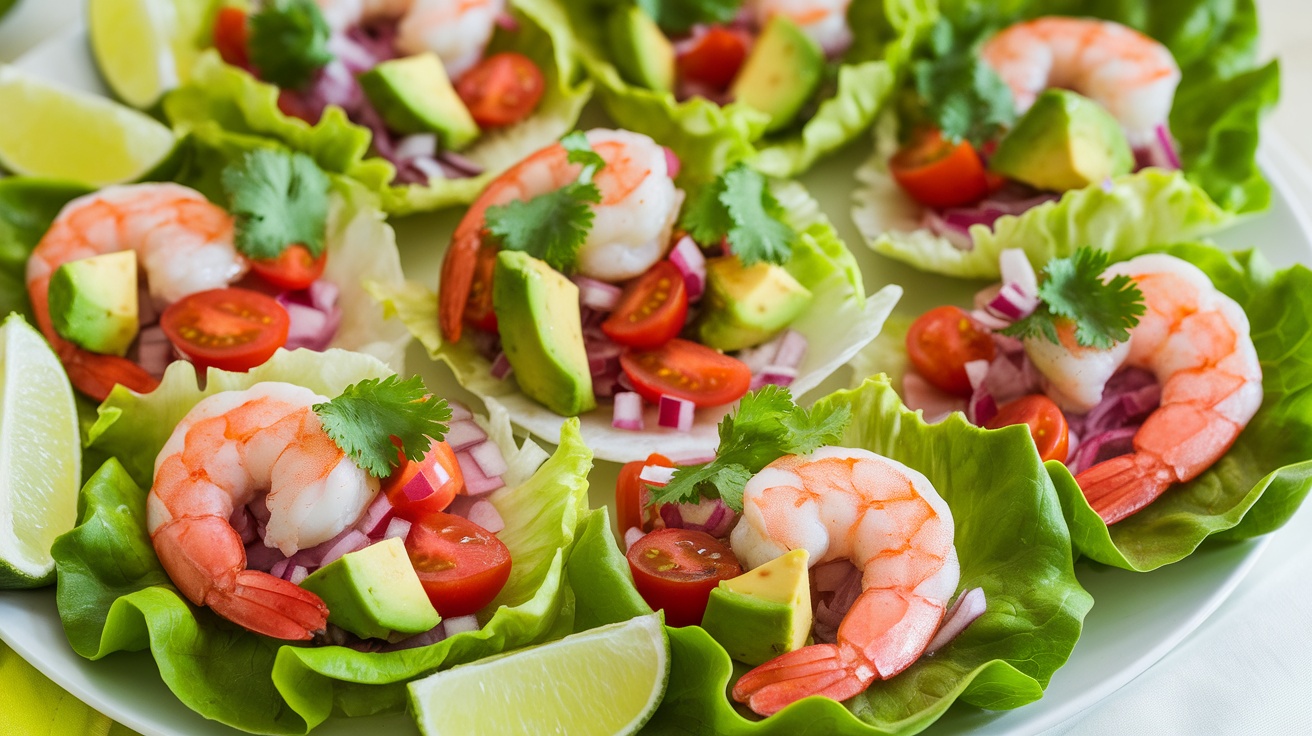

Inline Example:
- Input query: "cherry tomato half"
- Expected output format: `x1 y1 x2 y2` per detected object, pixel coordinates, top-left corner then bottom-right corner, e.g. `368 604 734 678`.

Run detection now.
986 394 1071 463
906 305 996 397
602 262 689 349
620 339 752 407
406 512 512 617
161 288 289 372
676 26 750 90
617 453 673 533
213 7 250 70
456 52 545 128
383 440 464 523
889 129 991 209
626 528 742 627
249 245 327 292
464 244 499 333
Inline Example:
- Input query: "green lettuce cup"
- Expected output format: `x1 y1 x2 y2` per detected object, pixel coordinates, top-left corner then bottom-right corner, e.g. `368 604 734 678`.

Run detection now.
852 0 1280 279
561 0 932 181
160 0 591 215
52 349 607 734
369 179 900 463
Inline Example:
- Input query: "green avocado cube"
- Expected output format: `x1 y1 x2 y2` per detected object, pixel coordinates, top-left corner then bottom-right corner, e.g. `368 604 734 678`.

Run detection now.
729 15 824 132
492 251 595 417
696 255 812 352
299 537 440 641
701 549 812 665
358 53 480 151
48 250 139 357
989 88 1135 192
607 5 676 92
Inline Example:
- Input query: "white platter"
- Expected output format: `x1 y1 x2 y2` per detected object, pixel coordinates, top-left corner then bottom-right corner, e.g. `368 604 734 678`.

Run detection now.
1 24 1308 736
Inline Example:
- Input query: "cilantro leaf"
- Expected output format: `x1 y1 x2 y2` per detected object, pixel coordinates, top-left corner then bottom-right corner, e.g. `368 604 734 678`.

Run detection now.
313 375 452 478
221 148 331 260
909 17 1015 147
782 402 852 455
636 0 740 34
248 0 333 90
1002 247 1146 350
678 165 797 266
562 131 605 179
679 176 733 245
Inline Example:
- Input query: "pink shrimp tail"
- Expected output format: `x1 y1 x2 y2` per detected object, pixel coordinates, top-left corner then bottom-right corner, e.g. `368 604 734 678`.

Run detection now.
1076 452 1175 525
732 643 872 716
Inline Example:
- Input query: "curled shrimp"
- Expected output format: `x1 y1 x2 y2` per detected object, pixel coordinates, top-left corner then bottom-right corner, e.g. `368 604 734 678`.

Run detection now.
25 183 246 401
317 0 505 78
147 382 380 640
729 447 960 716
981 17 1181 146
1025 254 1263 524
438 128 682 342
746 0 853 56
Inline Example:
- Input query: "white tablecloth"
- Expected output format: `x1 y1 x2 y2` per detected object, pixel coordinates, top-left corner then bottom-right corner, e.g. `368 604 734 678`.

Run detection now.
3 0 1312 732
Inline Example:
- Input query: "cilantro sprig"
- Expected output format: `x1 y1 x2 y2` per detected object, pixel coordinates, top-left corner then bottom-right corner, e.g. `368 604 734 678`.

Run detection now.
636 0 741 34
1002 247 1146 350
649 386 852 511
221 148 331 261
907 16 1015 147
248 0 334 90
483 132 605 273
679 164 798 266
314 375 453 478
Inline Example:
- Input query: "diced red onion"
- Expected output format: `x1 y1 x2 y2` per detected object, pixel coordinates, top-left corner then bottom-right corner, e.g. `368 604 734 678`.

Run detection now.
999 249 1038 296
442 614 480 636
901 372 966 424
437 151 485 177
289 565 309 585
663 147 682 179
490 352 513 380
494 11 519 31
315 60 364 112
1134 124 1182 171
466 499 505 534
657 496 735 537
751 366 797 390
271 558 293 581
657 395 695 431
967 391 997 426
276 283 342 352
245 540 285 573
1065 426 1140 475
400 454 452 503
924 190 1060 251
970 308 1011 331
812 559 856 593
394 133 438 162
316 530 370 568
926 587 987 655
815 565 863 632
964 359 991 391
772 330 808 370
383 517 412 542
136 325 175 378
355 491 396 538
448 401 473 422
468 439 509 478
456 448 506 495
381 623 447 652
445 419 488 452
668 236 706 302
639 464 676 486
573 275 623 311
249 497 272 525
613 391 644 431
623 526 645 551
230 506 258 546
986 282 1040 321
410 157 447 183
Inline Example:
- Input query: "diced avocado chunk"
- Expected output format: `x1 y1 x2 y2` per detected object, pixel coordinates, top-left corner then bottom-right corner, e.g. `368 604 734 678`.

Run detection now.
48 250 139 357
701 549 812 665
729 16 824 133
492 251 595 416
607 5 675 93
300 537 441 641
358 53 480 151
989 89 1135 192
696 255 812 352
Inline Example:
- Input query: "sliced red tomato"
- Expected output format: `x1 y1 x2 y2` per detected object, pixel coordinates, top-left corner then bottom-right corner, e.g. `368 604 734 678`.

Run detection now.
617 453 673 533
620 339 752 408
602 262 689 349
626 528 742 627
986 394 1071 463
161 288 289 373
676 26 750 89
464 244 499 333
906 305 996 397
456 53 545 128
890 129 991 209
213 7 250 70
383 440 464 522
249 245 327 292
406 512 512 617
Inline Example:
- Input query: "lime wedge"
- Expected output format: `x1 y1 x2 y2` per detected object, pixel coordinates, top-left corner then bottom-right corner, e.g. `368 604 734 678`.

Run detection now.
0 65 176 185
408 613 669 736
0 314 81 589
89 0 214 109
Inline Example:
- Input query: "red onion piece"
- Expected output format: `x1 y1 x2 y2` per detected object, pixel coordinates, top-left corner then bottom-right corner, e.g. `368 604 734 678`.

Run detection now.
668 236 706 302
926 587 987 655
448 401 473 422
1134 124 1182 171
456 449 506 495
466 499 505 534
663 147 682 179
751 365 797 390
772 330 808 370
495 11 519 31
639 464 676 486
354 492 396 538
245 541 286 573
657 395 695 431
289 565 309 585
394 133 438 161
657 496 735 537
999 249 1038 296
1065 426 1139 475
970 308 1011 331
442 614 480 636
445 419 488 452
271 558 293 581
316 530 371 568
383 517 412 542
381 623 447 652
574 275 622 311
986 282 1040 321
136 326 174 379
623 526 644 551
276 282 342 352
964 359 990 391
901 372 966 424
967 391 997 426
613 391 644 431
468 439 509 478
229 506 258 546
812 559 856 593
490 352 513 380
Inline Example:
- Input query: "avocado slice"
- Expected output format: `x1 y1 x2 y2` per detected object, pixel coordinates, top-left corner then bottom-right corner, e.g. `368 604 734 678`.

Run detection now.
299 537 441 641
48 250 139 357
358 53 480 151
492 250 595 417
701 549 812 665
695 255 813 352
729 16 824 133
607 5 675 93
989 89 1135 192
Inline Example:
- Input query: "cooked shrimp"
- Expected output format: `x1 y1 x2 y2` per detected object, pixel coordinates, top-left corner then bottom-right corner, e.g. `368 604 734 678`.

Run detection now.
747 0 853 55
1025 254 1263 524
981 17 1181 146
438 128 682 342
148 382 380 640
25 183 246 400
729 447 959 716
316 0 504 78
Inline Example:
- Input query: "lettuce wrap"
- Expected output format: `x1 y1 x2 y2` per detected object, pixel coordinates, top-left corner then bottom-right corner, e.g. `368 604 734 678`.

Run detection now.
51 348 613 734
853 0 1280 279
370 180 900 463
579 375 1091 734
161 0 592 215
560 0 932 181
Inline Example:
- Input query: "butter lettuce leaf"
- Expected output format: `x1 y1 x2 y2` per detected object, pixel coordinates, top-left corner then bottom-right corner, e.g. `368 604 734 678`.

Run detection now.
55 349 599 734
